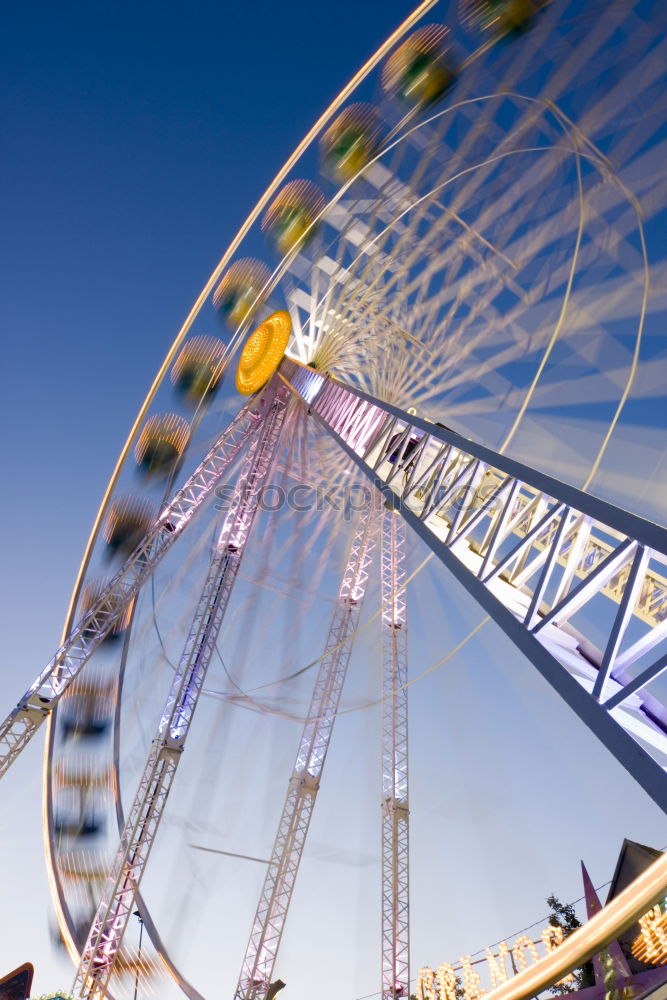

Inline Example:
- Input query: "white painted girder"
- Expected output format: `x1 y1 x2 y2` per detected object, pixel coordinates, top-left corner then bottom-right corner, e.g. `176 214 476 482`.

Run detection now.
72 386 288 998
381 512 410 1000
235 502 378 1000
0 397 263 781
280 360 667 810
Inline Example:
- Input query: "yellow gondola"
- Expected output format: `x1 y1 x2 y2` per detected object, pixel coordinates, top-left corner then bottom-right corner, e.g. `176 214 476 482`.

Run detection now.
382 25 457 108
261 180 325 256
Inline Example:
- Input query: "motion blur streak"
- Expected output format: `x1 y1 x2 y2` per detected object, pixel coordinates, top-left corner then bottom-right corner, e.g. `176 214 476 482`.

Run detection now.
477 853 667 1000
43 0 438 969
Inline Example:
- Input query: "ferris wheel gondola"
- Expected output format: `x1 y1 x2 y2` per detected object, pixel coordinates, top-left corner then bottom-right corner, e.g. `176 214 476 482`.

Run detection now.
0 2 663 1000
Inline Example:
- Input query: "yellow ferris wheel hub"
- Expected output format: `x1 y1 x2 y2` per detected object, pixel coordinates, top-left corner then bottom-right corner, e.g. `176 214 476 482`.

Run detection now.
235 310 292 395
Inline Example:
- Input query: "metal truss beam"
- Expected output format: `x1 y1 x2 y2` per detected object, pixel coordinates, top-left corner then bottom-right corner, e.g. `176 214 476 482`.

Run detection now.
235 502 378 1000
280 360 667 811
0 396 264 781
381 512 410 1000
72 386 288 998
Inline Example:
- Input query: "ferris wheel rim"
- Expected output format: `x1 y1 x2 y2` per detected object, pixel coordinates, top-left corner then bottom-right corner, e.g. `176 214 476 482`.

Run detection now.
41 1 666 994
41 0 439 979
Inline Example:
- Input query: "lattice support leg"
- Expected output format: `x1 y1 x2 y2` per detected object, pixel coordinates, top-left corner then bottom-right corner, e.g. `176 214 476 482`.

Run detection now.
235 500 379 1000
281 361 667 810
73 384 288 998
381 511 410 1000
0 398 263 780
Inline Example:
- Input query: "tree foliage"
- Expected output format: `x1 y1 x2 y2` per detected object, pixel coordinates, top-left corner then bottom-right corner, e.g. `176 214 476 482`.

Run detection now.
545 895 596 994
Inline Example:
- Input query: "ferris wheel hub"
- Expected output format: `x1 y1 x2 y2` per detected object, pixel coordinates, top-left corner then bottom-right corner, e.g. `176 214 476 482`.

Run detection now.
236 310 292 395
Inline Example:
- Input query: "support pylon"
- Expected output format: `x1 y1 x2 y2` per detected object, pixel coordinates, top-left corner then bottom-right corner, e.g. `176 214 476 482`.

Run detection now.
381 509 410 1000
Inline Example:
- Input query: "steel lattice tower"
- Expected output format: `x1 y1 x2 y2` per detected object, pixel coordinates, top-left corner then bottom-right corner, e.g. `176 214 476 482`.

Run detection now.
235 501 378 1000
381 510 410 1000
73 385 288 997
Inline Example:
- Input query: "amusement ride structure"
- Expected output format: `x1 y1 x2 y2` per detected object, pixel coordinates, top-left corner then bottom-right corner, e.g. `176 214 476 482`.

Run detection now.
1 0 667 998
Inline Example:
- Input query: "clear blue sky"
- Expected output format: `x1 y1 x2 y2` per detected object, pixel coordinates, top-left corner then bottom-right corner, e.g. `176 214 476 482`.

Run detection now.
1 1 666 999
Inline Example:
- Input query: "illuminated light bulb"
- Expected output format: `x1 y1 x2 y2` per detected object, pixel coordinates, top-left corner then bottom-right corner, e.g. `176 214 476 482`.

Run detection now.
235 311 292 395
541 925 576 984
460 955 485 1000
485 943 510 987
512 935 540 972
633 906 667 964
436 963 459 1000
416 967 437 1000
36 993 83 1000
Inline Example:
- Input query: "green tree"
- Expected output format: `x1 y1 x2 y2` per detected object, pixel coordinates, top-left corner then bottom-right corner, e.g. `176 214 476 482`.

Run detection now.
545 895 596 994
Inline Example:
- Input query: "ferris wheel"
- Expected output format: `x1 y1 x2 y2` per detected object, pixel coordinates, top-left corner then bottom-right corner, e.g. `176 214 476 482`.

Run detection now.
2 1 667 999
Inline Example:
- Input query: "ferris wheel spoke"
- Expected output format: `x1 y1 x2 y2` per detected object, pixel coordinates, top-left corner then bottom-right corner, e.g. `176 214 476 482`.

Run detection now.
23 3 666 994
396 127 576 288
419 147 581 297
415 104 554 235
514 5 624 129
322 124 459 339
441 346 657 424
433 134 608 290
330 186 455 339
234 501 378 1000
282 360 667 811
420 210 645 406
72 385 289 999
327 137 585 368
0 398 265 781
573 26 667 158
